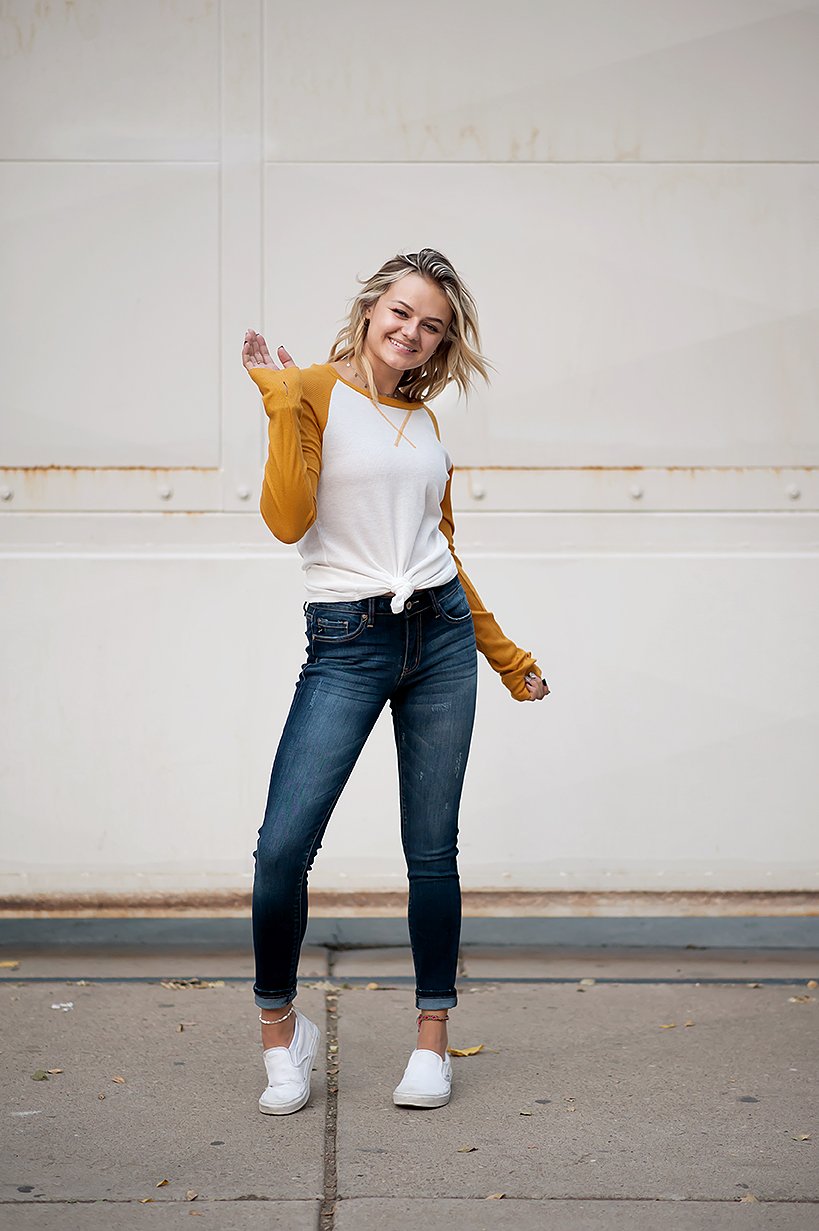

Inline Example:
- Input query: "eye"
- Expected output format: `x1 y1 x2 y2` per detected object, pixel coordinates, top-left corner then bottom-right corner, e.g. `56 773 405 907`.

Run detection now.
424 323 439 334
392 308 408 317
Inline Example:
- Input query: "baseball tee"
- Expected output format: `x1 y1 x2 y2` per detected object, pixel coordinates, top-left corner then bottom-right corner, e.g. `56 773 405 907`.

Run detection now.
248 361 541 701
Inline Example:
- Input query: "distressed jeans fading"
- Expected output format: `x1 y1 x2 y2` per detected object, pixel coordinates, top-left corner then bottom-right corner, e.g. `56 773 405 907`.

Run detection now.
252 573 478 1010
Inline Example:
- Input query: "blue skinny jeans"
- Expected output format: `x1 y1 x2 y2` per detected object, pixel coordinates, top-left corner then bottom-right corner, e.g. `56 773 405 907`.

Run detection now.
252 573 478 1011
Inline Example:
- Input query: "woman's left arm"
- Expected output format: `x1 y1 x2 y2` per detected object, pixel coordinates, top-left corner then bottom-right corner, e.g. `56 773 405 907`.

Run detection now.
438 463 549 703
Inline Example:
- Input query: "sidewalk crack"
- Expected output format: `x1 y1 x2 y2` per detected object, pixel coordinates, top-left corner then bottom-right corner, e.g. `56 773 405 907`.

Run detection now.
320 989 339 1230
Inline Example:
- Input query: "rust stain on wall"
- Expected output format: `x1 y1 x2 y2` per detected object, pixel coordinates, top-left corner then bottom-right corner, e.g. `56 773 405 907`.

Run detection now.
1 889 816 919
5 467 217 473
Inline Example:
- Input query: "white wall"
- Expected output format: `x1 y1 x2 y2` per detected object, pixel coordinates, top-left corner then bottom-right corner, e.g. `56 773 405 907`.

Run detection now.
1 0 817 904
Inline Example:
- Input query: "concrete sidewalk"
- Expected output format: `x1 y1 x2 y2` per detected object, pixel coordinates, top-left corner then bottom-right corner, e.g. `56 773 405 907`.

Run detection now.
1 945 817 1229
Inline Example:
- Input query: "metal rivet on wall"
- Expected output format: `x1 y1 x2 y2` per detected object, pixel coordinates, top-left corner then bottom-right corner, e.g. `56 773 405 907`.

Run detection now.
0 486 13 501
786 485 801 501
468 472 486 501
629 485 644 500
237 485 251 500
158 485 173 501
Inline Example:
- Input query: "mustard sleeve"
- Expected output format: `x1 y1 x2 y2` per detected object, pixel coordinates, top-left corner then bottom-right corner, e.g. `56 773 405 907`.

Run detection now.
248 365 324 544
439 465 542 702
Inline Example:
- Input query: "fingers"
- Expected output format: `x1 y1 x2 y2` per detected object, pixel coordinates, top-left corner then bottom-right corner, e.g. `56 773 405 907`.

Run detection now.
242 332 298 371
242 329 284 371
524 671 550 701
241 333 258 370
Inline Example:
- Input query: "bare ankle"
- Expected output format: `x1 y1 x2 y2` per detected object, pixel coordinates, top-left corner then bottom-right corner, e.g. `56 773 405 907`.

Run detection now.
416 1011 449 1059
259 1003 296 1048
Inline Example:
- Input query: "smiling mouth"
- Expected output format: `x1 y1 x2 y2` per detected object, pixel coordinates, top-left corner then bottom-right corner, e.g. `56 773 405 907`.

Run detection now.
388 337 416 355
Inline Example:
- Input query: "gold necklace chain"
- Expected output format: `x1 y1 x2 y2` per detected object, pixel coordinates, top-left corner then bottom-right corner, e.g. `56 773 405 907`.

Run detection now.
345 358 404 401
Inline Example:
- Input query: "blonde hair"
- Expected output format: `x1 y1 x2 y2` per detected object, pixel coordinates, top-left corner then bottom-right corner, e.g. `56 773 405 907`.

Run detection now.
327 248 493 407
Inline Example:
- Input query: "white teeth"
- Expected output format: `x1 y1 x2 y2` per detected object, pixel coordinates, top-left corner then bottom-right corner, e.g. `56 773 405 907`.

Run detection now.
388 337 415 353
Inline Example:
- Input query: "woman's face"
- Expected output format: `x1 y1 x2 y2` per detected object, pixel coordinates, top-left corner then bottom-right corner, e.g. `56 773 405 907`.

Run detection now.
364 273 453 374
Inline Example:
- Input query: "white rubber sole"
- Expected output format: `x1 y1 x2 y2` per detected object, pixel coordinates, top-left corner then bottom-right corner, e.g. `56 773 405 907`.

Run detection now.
258 1019 321 1116
393 1090 451 1108
393 1086 452 1108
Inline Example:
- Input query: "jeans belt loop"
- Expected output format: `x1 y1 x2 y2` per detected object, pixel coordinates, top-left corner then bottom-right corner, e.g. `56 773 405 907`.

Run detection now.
366 596 375 628
429 585 442 618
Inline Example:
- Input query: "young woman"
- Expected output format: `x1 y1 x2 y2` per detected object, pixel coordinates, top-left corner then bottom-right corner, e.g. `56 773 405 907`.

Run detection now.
242 248 548 1116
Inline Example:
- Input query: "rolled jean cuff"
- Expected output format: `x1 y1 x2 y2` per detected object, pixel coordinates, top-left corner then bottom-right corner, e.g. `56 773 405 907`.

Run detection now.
255 989 297 1010
416 993 457 1010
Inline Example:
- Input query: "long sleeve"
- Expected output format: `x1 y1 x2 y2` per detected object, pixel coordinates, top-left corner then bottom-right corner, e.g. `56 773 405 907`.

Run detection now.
439 464 543 702
248 365 325 544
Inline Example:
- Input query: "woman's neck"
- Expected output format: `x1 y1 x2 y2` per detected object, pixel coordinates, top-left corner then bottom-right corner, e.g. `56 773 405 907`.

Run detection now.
362 346 402 399
335 355 403 400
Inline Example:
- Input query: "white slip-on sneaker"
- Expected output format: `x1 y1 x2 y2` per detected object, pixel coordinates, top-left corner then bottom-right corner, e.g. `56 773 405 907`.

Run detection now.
259 1007 321 1115
393 1047 453 1108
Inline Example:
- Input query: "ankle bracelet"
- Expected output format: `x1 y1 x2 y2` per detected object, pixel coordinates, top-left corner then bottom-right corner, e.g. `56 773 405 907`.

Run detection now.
259 1005 295 1025
417 1012 449 1027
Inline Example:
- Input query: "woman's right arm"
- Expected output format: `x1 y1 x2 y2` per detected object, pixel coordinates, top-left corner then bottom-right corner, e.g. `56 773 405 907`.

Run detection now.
243 333 325 545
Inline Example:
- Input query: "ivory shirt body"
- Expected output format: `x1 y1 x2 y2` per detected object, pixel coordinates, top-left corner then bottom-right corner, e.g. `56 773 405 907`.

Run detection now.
297 366 457 612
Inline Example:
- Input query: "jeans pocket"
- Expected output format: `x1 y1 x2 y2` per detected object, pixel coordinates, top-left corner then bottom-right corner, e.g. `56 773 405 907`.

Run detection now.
311 609 369 643
434 581 472 624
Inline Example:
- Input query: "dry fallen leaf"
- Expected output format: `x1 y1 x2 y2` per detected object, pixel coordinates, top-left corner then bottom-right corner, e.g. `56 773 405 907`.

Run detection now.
139 1198 153 1203
46 1068 63 1075
457 1145 478 1152
795 1134 811 1141
684 1020 695 1027
160 979 224 990
185 1190 198 1201
746 982 763 988
807 980 817 989
519 1110 533 1116
447 1044 484 1057
579 978 596 986
97 1093 105 1100
788 995 814 1004
156 1179 169 1188
738 1194 759 1203
659 1023 677 1029
31 1070 49 1081
0 960 20 969
365 982 380 990
486 1192 506 1199
112 1075 126 1084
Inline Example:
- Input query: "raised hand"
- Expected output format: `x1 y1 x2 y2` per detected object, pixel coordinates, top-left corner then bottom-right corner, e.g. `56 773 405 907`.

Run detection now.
242 329 296 372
